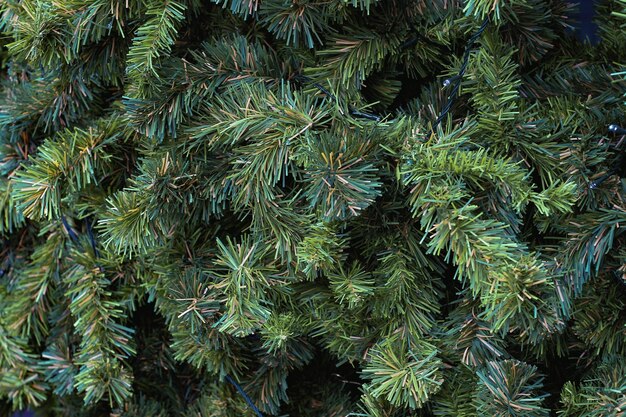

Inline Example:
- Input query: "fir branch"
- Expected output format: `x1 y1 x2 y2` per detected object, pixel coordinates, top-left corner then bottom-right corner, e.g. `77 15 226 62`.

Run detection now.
259 0 335 49
475 360 550 417
211 235 279 337
126 0 187 94
11 117 126 221
361 335 444 410
126 35 285 140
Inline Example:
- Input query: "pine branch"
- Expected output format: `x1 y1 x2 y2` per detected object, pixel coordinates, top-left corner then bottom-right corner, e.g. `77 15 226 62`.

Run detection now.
126 0 187 95
11 117 128 221
361 335 444 410
475 359 550 417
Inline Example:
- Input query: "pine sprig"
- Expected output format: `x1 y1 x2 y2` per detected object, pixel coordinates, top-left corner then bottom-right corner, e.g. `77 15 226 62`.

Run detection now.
126 0 187 94
361 336 444 410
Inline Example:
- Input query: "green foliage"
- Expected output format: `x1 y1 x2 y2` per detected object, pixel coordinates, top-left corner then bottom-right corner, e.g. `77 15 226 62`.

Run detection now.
126 35 286 140
0 177 24 234
361 336 444 410
211 235 282 337
328 261 375 309
0 0 625 415
302 130 383 220
559 355 626 417
296 221 347 279
126 0 187 93
439 299 508 368
570 274 626 358
475 360 550 417
431 365 477 416
64 248 136 408
3 1 72 67
11 117 128 221
258 0 336 49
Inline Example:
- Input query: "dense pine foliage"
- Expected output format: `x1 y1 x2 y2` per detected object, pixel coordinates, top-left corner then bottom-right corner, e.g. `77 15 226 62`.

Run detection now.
0 0 625 416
